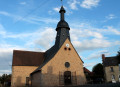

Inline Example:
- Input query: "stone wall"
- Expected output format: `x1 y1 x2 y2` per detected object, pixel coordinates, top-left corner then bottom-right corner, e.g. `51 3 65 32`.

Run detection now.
11 66 38 87
105 66 120 82
31 39 86 87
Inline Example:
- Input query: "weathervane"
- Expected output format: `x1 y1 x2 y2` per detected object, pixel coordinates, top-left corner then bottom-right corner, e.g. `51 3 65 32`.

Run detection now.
61 0 63 6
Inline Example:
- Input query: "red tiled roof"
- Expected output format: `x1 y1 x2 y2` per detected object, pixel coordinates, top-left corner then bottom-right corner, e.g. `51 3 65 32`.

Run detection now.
84 67 91 73
12 50 45 66
83 67 94 75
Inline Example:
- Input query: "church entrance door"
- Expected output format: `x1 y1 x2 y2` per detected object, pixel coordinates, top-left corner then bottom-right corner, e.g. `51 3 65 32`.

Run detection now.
64 71 71 85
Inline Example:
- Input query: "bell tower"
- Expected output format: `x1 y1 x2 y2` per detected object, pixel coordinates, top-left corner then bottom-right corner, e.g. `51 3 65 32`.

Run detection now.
45 6 71 60
55 6 70 49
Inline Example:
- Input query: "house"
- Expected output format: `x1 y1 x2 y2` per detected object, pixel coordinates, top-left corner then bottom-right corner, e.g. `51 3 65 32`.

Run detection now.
102 54 120 83
84 67 94 84
11 6 86 87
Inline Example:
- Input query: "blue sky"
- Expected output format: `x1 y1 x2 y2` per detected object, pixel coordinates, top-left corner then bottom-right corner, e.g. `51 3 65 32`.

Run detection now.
0 0 120 75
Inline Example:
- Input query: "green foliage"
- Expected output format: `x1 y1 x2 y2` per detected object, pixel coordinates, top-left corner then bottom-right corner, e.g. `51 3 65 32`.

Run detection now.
117 50 120 56
0 74 11 84
92 63 104 78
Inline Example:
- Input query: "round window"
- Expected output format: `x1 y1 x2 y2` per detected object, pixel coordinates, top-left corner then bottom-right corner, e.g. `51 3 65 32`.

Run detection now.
65 62 70 68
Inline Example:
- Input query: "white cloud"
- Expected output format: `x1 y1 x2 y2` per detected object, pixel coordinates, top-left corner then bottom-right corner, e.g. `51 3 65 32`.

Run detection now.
0 25 56 50
68 0 80 10
71 28 103 40
70 25 120 53
0 70 11 76
86 50 110 60
107 26 120 35
95 26 120 35
114 41 120 45
106 14 116 20
0 43 24 59
72 38 111 52
15 16 58 24
20 2 26 5
103 14 116 22
0 24 6 36
0 43 25 75
0 11 58 24
0 11 10 16
80 0 100 9
34 27 55 49
84 62 98 67
53 7 60 12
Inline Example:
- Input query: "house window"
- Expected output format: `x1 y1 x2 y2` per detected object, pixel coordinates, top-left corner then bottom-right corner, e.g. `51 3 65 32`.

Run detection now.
118 75 120 78
110 67 114 72
111 74 115 80
119 64 120 71
118 75 120 82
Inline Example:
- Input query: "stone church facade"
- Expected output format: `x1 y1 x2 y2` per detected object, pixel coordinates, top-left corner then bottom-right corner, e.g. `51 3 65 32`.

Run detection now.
11 6 86 87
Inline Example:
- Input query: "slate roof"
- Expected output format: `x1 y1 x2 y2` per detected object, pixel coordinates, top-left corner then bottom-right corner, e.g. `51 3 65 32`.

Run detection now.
56 6 70 31
56 20 70 31
103 56 120 67
12 50 45 66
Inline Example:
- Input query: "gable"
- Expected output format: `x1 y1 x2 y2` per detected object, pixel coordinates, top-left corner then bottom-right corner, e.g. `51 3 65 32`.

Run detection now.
55 38 83 62
31 38 84 74
42 38 83 69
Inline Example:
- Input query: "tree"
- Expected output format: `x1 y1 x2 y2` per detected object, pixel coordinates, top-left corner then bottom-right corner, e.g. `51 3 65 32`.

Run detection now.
92 63 104 78
117 50 120 63
117 50 120 56
0 74 11 84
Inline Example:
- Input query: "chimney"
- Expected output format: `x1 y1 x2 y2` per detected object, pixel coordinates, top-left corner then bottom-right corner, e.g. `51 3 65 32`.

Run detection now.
102 54 105 61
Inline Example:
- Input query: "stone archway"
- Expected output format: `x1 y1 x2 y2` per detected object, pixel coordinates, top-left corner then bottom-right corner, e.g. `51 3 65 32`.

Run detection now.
64 71 71 85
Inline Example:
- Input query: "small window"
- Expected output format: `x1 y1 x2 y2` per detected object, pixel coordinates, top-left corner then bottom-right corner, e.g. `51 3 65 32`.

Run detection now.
119 64 120 71
118 75 120 78
68 48 71 51
111 75 115 80
64 47 67 50
118 75 120 82
110 67 114 72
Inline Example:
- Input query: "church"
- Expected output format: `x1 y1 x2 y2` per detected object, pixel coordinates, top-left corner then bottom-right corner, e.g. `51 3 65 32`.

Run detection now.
11 6 86 87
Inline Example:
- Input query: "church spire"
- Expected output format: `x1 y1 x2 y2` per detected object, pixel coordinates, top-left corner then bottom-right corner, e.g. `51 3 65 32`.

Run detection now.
56 6 70 31
59 6 65 21
55 6 71 48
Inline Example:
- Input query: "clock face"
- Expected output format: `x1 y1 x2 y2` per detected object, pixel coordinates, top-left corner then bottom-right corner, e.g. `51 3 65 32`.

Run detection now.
66 44 69 47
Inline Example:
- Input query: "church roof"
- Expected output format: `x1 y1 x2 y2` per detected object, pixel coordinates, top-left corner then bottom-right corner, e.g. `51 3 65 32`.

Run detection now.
12 50 45 66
